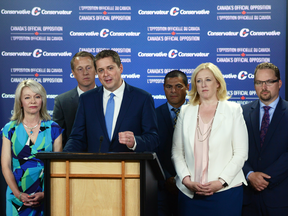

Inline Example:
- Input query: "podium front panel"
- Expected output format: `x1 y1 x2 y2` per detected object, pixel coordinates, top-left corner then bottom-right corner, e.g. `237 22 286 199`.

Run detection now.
37 152 164 216
50 159 140 216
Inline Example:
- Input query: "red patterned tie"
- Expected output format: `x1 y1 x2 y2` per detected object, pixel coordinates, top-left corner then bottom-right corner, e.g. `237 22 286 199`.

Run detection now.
260 106 271 147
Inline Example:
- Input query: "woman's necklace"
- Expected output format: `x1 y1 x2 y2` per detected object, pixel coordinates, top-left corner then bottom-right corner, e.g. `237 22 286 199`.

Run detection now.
196 102 219 142
23 121 40 136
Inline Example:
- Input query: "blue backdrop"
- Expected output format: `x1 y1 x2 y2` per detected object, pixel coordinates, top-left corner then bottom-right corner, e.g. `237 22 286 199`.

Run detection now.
0 0 286 212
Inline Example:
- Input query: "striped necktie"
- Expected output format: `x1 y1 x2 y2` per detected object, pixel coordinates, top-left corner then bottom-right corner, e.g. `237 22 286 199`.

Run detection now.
172 108 180 128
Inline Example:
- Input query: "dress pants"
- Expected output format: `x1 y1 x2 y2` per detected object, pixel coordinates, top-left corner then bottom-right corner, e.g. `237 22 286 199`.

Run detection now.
242 192 288 216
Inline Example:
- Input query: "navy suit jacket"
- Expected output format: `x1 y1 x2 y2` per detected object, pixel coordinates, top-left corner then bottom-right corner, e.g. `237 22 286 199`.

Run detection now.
53 87 79 146
156 103 176 179
64 83 159 153
242 98 288 208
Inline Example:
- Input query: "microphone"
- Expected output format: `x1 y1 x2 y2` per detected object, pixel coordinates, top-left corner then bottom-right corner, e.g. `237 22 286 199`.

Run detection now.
98 136 104 153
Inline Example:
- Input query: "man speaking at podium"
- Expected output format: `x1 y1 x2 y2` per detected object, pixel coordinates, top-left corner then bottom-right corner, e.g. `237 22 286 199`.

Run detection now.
63 50 159 153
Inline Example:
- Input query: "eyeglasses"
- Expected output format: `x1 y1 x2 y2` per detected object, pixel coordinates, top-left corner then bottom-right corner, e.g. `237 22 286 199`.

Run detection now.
254 79 279 86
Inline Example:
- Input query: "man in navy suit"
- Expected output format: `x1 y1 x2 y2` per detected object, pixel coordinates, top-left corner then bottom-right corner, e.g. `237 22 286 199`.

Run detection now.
53 51 97 147
63 50 159 153
156 70 189 216
242 62 288 215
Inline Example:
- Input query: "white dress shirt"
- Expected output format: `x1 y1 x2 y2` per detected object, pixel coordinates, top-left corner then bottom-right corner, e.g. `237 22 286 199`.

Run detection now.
77 85 97 96
102 81 136 150
103 81 125 139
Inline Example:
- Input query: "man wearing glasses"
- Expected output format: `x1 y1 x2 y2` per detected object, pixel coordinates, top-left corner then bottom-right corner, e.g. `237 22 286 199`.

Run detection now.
242 62 288 216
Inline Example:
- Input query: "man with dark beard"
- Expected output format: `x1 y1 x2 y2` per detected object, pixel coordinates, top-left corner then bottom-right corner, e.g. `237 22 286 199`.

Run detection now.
242 62 288 216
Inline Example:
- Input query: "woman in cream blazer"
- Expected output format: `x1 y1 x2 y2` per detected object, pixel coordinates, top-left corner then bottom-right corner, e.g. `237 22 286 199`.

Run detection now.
172 63 248 216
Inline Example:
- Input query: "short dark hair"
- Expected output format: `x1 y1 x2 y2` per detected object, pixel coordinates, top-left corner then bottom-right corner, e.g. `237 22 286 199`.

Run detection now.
70 51 95 71
94 50 121 68
254 62 280 81
164 70 188 86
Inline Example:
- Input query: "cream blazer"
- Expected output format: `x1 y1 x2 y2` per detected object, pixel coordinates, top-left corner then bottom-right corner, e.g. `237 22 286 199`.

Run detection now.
172 100 248 199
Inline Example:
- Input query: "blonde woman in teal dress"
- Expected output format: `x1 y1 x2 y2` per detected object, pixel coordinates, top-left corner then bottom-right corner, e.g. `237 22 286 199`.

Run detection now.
1 79 63 216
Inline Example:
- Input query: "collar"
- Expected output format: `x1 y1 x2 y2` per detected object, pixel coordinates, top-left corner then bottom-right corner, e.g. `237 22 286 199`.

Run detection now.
167 100 187 111
103 80 125 98
259 96 279 110
77 85 97 96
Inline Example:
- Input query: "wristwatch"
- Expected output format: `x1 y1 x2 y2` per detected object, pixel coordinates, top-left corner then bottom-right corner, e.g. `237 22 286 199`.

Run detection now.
219 178 228 188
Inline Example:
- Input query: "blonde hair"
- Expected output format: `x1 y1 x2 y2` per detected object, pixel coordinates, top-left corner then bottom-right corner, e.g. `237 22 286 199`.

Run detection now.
188 62 229 105
11 79 51 124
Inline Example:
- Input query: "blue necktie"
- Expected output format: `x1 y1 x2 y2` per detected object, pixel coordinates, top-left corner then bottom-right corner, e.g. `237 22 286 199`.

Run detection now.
260 106 271 147
105 93 115 140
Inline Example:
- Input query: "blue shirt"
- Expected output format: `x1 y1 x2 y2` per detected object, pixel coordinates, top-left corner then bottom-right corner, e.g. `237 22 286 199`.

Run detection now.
167 101 187 125
247 96 280 180
259 96 279 130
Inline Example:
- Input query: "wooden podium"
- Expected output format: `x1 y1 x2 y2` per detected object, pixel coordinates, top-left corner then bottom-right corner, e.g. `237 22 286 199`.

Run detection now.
36 152 164 216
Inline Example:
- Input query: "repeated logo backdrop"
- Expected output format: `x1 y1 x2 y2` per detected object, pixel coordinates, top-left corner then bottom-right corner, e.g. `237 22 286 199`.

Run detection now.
0 0 286 130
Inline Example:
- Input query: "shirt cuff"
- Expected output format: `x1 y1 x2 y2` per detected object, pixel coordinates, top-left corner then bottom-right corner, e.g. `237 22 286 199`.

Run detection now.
128 138 137 151
246 171 254 181
218 178 226 185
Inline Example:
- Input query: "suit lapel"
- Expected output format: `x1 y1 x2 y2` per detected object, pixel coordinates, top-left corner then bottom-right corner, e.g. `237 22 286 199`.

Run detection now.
70 87 78 99
95 86 109 140
250 100 261 152
188 105 198 149
262 98 285 150
161 103 174 134
210 101 225 135
70 88 79 110
112 83 133 141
